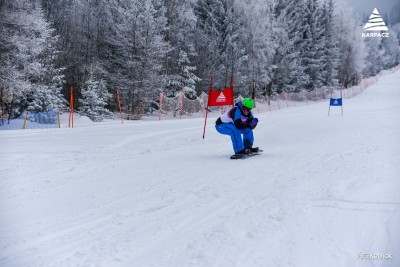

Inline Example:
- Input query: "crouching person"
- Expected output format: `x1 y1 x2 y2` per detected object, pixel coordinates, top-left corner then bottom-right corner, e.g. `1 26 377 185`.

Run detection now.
215 98 259 155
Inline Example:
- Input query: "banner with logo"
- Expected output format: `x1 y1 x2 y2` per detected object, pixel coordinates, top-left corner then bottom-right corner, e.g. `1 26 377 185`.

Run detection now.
203 77 234 139
328 87 343 116
330 98 342 106
207 87 234 107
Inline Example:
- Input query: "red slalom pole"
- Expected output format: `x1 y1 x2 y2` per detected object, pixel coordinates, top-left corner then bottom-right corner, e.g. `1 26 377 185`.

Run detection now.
68 85 74 128
202 105 209 139
68 91 71 128
71 86 74 128
202 78 212 139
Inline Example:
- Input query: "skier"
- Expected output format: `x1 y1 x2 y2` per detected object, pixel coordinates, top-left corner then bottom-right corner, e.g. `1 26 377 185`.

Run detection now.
215 98 259 155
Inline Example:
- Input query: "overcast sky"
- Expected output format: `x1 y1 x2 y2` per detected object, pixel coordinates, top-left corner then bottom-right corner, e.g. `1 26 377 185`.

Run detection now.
342 0 399 17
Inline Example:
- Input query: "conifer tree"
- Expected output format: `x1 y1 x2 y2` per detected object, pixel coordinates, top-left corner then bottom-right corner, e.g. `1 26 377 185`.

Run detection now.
194 0 244 89
0 0 65 115
381 31 400 69
162 0 198 96
321 0 339 87
125 0 169 117
79 69 112 122
237 0 275 97
271 0 307 93
363 37 383 77
178 51 201 97
303 0 325 90
336 4 365 87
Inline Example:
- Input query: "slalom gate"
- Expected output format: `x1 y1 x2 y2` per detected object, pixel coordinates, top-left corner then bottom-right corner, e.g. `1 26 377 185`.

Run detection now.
1 65 398 129
158 65 399 120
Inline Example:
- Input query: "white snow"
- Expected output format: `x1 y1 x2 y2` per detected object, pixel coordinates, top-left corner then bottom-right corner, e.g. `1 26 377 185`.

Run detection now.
1 70 400 267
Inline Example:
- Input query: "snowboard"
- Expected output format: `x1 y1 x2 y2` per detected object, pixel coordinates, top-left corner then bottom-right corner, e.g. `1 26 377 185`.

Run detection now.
230 149 263 160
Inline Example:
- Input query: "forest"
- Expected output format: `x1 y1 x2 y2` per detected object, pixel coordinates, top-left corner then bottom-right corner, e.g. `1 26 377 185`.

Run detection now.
1 0 400 120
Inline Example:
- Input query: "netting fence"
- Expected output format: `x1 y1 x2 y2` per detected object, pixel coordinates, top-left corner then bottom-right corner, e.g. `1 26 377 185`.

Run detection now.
157 65 400 119
0 110 60 130
1 65 398 130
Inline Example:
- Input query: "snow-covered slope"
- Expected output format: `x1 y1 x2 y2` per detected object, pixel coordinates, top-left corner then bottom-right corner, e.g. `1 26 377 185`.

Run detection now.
1 70 399 267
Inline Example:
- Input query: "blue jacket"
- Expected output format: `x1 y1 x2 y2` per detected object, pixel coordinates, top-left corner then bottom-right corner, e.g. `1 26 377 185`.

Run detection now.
216 101 255 130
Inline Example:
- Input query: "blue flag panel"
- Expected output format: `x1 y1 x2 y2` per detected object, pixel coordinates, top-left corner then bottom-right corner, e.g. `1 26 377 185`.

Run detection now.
330 98 342 106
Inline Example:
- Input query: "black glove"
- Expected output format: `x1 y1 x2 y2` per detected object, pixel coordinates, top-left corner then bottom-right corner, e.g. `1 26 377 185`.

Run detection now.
250 118 258 128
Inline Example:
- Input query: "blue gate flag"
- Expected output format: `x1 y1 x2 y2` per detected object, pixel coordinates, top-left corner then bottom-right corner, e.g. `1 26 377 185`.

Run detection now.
330 98 342 106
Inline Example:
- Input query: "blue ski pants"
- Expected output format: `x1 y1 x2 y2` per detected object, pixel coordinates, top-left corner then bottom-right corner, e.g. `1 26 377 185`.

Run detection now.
215 123 254 153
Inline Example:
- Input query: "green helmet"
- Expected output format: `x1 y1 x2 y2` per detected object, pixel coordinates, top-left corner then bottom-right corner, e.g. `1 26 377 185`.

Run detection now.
242 98 255 109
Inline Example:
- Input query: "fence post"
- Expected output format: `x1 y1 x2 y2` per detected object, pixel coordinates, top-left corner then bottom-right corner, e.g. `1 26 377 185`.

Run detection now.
265 95 271 111
255 97 260 113
283 91 289 108
116 88 123 124
179 90 183 119
315 88 318 102
277 93 281 109
291 93 295 107
23 111 28 129
303 90 308 105
159 92 163 120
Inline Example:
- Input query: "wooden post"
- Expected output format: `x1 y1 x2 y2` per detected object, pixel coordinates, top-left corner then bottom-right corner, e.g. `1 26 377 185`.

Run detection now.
255 97 260 113
304 90 308 105
265 95 271 111
277 93 281 109
283 91 289 108
159 92 163 120
179 90 183 119
116 88 123 124
23 111 28 129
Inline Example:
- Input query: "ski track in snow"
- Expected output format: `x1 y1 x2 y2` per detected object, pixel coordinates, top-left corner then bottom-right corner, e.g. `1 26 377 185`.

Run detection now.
1 71 400 267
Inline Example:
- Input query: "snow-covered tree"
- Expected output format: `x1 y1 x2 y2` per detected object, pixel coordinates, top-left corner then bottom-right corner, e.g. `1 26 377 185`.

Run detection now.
363 37 384 77
269 0 308 93
236 0 275 97
2 0 399 119
124 0 169 117
336 4 365 87
320 0 339 87
302 0 326 90
0 0 65 116
79 70 112 122
194 0 245 90
169 50 201 98
381 30 400 69
162 0 198 96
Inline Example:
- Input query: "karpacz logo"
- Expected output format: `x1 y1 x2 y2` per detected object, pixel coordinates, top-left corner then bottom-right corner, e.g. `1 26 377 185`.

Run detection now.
362 8 389 38
362 32 389 38
216 92 226 102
